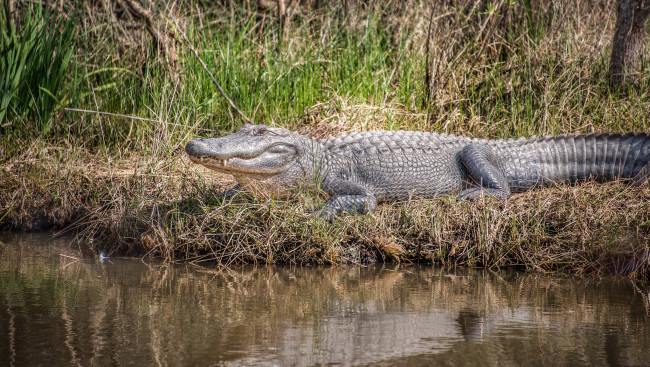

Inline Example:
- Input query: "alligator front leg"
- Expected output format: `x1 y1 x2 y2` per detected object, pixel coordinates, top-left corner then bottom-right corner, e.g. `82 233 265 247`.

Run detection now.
459 144 511 200
222 184 241 198
317 179 377 221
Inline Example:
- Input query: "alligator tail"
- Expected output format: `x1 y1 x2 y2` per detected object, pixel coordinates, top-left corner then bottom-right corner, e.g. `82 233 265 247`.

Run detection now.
541 133 650 184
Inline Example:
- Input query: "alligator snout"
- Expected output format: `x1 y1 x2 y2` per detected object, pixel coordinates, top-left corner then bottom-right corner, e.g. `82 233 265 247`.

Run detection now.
185 138 208 156
185 138 201 150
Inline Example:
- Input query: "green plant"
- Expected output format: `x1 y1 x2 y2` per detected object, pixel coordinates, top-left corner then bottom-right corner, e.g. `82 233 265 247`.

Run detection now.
0 2 75 132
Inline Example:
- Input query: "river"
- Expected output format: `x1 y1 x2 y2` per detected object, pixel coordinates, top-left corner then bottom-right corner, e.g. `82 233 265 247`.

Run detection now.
0 233 649 366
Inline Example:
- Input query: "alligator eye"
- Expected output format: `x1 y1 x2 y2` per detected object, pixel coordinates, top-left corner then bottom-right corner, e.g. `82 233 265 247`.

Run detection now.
253 129 268 136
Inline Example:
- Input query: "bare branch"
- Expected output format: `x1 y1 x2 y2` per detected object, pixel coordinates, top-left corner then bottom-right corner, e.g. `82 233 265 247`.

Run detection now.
122 0 177 66
102 0 136 48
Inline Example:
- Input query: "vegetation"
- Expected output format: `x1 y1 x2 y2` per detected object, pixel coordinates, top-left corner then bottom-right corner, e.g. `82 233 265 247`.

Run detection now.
0 3 75 131
0 0 649 277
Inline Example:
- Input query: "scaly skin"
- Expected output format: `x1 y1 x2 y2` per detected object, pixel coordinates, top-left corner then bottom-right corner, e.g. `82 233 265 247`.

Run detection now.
185 124 650 219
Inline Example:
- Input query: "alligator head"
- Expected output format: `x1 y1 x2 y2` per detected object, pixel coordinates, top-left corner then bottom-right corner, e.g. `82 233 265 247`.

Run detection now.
185 124 312 197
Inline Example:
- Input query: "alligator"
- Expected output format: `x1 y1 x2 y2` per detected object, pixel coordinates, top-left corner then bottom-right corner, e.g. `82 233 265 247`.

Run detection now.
185 124 650 219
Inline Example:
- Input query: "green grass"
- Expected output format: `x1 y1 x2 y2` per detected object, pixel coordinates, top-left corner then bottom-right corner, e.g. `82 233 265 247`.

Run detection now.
3 0 646 155
0 2 75 132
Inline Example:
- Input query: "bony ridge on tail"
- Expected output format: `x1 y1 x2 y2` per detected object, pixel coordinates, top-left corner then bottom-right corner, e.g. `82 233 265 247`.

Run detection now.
185 124 650 220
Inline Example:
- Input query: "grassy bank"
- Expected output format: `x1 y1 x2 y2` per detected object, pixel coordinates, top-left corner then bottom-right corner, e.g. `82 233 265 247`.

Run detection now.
1 1 649 277
2 130 649 278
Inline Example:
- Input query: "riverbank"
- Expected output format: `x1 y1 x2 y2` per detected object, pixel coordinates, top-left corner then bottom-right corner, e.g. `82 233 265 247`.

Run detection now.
2 137 648 278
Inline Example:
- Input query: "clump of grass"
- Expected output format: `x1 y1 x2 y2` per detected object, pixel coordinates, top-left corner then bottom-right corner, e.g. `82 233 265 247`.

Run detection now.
0 2 75 132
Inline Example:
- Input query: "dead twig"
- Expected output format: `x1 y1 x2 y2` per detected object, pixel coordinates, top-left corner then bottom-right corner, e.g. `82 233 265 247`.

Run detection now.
64 108 215 132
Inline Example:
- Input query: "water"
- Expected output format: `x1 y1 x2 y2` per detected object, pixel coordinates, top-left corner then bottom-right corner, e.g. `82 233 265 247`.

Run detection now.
1 233 649 367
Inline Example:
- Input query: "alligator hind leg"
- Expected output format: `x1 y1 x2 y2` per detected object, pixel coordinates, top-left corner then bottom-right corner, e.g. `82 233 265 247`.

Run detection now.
459 144 511 200
318 179 378 221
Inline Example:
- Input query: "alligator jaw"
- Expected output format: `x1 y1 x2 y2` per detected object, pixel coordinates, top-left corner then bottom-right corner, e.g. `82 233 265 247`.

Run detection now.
189 155 231 168
187 154 265 174
185 138 298 175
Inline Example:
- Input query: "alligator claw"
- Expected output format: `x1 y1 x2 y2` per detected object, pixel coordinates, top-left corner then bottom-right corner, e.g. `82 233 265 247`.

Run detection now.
312 209 337 222
459 187 509 201
458 187 484 201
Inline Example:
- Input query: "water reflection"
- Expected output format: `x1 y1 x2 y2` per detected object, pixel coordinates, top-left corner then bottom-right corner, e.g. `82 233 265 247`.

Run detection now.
0 233 648 366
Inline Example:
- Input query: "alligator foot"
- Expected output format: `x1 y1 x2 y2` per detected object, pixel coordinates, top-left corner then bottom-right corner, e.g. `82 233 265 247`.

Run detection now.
460 144 511 200
304 206 334 222
211 184 245 203
221 184 242 198
313 208 337 222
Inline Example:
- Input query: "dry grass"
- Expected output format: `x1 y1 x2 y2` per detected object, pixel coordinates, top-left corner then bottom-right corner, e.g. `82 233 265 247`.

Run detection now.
2 135 649 279
299 96 425 138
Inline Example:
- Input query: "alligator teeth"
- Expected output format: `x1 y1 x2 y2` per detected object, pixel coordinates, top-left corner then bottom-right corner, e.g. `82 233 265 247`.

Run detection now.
207 158 230 166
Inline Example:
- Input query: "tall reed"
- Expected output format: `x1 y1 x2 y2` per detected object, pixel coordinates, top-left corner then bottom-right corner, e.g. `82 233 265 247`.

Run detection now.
0 3 75 133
